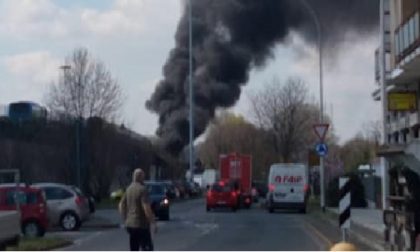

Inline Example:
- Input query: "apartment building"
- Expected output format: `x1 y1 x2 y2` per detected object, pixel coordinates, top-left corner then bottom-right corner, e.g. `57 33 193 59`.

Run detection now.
374 0 420 145
373 0 420 211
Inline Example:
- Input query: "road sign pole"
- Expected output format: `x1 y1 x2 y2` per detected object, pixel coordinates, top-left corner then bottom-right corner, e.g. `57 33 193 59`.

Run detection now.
320 156 325 212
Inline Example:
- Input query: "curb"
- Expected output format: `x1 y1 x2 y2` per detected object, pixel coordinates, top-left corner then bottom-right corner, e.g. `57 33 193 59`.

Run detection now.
323 209 386 250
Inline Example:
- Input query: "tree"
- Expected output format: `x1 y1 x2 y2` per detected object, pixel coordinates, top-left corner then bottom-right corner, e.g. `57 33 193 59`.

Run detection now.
46 48 123 121
249 77 324 162
339 134 376 173
362 120 382 147
197 112 277 180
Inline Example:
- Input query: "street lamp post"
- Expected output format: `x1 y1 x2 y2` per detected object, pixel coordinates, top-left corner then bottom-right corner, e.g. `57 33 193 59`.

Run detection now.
60 65 81 188
188 0 195 182
299 0 325 211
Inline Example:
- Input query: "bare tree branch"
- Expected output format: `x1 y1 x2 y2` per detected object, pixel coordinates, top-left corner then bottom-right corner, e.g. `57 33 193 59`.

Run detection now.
45 47 123 121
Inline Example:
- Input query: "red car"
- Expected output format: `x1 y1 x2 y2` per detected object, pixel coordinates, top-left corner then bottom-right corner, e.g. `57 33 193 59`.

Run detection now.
206 181 238 212
0 185 49 237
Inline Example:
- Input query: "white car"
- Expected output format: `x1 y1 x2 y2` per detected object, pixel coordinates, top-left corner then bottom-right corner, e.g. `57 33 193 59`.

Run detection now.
266 163 309 213
32 183 90 231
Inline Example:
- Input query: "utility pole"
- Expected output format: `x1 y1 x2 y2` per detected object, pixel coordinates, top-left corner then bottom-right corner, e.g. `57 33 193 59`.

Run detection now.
300 0 325 212
188 0 195 182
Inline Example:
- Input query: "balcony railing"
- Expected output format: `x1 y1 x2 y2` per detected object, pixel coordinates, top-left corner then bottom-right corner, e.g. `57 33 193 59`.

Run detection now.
395 11 420 64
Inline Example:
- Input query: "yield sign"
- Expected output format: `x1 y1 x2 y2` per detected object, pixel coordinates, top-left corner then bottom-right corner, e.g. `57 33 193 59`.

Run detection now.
313 123 330 141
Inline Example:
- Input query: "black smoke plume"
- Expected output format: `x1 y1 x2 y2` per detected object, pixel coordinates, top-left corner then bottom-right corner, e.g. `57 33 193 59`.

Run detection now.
146 0 379 156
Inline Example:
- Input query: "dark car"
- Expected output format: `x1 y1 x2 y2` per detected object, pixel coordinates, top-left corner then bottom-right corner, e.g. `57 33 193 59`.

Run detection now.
144 182 170 221
161 181 177 200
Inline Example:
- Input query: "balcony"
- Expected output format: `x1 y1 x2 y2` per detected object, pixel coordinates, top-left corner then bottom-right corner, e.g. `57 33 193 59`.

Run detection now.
395 11 420 63
391 10 420 85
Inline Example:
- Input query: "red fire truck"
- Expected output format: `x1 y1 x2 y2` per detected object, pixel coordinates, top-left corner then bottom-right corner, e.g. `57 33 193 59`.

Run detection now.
219 153 252 209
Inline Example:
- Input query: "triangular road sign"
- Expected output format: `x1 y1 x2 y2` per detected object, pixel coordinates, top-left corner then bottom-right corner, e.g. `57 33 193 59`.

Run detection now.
313 123 330 141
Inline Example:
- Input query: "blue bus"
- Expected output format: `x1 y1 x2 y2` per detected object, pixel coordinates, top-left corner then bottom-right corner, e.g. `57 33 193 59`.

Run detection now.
8 101 47 122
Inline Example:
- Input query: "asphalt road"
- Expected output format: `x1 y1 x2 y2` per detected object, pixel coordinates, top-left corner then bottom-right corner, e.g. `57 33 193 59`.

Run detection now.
57 198 336 251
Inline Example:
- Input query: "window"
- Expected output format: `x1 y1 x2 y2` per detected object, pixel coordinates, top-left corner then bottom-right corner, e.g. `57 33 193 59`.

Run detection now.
71 186 84 197
415 13 419 41
211 184 232 193
405 23 410 49
6 190 27 206
44 187 73 200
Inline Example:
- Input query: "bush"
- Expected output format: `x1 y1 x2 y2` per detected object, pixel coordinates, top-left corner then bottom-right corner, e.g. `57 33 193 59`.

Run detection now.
326 172 367 208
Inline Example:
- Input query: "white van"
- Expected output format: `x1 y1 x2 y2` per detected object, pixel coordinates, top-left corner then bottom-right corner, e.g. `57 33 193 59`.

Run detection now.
266 163 309 213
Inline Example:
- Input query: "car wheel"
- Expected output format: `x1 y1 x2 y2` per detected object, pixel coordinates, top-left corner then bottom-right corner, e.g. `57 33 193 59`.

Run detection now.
231 206 237 212
60 211 81 231
206 205 211 212
300 207 307 214
23 220 43 238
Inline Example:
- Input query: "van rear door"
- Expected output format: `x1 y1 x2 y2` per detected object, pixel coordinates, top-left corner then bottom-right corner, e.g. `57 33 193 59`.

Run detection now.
271 165 306 203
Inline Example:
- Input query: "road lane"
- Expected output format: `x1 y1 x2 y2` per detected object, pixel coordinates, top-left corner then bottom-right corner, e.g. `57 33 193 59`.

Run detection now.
60 199 329 251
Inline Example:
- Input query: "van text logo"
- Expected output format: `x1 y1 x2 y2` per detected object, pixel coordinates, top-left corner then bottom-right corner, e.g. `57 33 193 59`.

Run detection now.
275 176 302 183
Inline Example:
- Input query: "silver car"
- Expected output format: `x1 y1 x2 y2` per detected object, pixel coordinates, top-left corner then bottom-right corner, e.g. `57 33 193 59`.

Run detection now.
32 183 90 231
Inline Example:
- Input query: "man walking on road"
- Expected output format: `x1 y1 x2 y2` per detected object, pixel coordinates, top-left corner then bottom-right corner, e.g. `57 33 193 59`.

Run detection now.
119 168 157 251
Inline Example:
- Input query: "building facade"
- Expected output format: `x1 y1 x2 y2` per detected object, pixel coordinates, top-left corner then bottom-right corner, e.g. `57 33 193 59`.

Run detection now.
374 0 420 209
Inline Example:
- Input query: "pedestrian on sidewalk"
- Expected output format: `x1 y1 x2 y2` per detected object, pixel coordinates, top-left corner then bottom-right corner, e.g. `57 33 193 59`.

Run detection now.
119 168 158 251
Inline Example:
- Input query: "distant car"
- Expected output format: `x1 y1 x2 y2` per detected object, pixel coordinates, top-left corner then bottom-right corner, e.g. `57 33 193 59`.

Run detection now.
144 182 170 221
161 181 177 200
190 182 202 197
173 181 186 198
0 185 48 237
252 181 268 199
251 187 259 203
206 181 238 212
32 183 90 231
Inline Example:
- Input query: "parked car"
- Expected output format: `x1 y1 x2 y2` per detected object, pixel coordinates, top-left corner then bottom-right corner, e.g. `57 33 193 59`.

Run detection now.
0 184 48 237
144 181 170 221
206 180 238 212
32 183 90 231
71 186 95 214
0 211 20 250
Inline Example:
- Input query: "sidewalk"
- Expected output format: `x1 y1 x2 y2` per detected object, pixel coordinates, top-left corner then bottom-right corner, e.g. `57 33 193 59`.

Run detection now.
327 207 387 250
328 208 385 235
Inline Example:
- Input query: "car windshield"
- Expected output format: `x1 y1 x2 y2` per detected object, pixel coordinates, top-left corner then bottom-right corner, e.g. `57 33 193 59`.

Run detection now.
211 184 231 193
147 184 165 196
0 0 399 250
